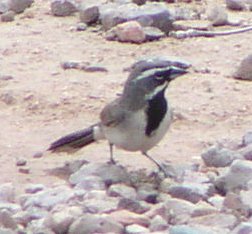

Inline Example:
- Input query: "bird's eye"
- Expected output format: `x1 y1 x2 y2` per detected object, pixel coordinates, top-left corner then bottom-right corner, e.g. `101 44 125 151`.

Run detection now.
155 75 164 80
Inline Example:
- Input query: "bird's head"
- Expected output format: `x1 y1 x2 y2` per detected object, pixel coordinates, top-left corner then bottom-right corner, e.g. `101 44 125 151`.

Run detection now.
122 65 188 107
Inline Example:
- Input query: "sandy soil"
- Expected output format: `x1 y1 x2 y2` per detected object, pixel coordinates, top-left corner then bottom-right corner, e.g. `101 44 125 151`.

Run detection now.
0 0 252 194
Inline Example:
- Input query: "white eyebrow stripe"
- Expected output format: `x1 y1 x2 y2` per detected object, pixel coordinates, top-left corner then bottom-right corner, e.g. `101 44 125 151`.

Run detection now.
135 67 170 81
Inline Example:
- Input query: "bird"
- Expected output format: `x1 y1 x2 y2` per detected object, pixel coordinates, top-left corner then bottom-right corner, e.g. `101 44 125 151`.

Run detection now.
48 60 188 175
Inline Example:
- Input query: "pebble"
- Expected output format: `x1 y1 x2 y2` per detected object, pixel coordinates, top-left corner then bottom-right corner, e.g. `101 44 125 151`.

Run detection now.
149 215 168 232
207 5 228 26
75 175 106 190
242 131 252 146
125 224 149 234
117 198 150 214
8 0 33 13
51 0 77 17
0 183 15 203
18 167 30 174
1 10 15 22
0 209 17 230
226 0 246 11
25 184 45 194
137 183 158 204
108 183 137 199
215 159 252 194
69 214 124 234
79 5 99 25
16 158 27 166
32 151 43 158
234 54 252 81
231 222 252 234
201 144 241 167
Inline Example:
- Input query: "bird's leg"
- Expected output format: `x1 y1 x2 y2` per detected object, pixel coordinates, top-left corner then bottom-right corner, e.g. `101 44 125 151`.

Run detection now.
109 143 116 164
142 152 168 177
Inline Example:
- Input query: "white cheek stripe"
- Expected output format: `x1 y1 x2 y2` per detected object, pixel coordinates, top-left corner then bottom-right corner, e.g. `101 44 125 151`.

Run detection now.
145 82 167 100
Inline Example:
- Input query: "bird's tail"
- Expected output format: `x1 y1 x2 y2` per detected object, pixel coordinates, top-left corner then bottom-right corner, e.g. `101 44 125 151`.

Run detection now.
48 124 104 153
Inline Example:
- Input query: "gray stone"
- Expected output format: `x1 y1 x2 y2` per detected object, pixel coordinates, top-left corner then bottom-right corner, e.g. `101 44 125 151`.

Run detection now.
0 203 21 214
69 214 123 234
208 195 225 210
226 0 246 11
201 144 241 167
100 2 174 34
79 5 99 25
0 209 17 230
118 198 150 214
167 183 215 204
163 198 196 223
172 20 210 31
231 222 252 234
0 91 16 105
143 26 165 41
239 144 252 161
21 185 75 210
8 0 33 13
234 54 252 80
1 10 15 22
51 0 77 17
25 184 45 194
137 183 158 204
191 201 218 217
0 228 15 234
215 160 252 194
125 224 149 234
32 151 43 158
207 5 228 26
0 183 15 203
169 225 202 234
0 0 9 13
83 197 118 214
108 183 137 199
242 131 252 146
75 175 106 190
16 158 27 166
18 167 30 174
44 206 82 234
189 213 237 230
69 162 130 186
26 219 55 234
149 215 168 231
170 6 200 21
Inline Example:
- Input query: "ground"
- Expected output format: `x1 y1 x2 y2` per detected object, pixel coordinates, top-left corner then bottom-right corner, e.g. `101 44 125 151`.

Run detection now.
0 0 252 195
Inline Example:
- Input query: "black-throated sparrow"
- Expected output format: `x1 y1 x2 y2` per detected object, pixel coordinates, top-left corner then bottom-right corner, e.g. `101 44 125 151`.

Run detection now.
48 59 188 175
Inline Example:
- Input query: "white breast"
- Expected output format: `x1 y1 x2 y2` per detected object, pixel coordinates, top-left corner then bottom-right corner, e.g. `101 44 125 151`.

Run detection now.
103 107 172 152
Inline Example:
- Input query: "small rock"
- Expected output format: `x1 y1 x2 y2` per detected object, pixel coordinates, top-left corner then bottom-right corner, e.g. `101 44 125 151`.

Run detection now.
1 10 15 22
0 75 13 81
0 209 17 230
61 61 80 70
51 0 77 17
76 22 87 31
231 222 252 234
115 21 145 43
201 144 241 167
0 228 16 234
125 224 149 234
75 175 105 190
143 26 165 41
226 0 246 11
191 201 218 217
69 214 123 234
242 131 252 146
83 65 108 72
0 0 9 13
44 206 82 234
108 183 137 199
169 225 201 234
234 54 252 80
207 5 228 26
25 184 45 194
167 183 215 204
18 167 30 174
208 195 225 210
189 213 237 230
69 162 131 187
79 5 99 25
149 215 168 232
215 160 252 194
172 20 210 31
239 144 252 161
83 197 118 214
0 183 15 203
8 0 33 13
108 210 150 226
32 151 43 158
0 92 16 105
137 183 158 204
118 198 150 214
16 158 27 166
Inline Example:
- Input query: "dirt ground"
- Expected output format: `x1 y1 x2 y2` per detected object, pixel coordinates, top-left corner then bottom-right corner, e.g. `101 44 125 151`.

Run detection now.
0 0 252 195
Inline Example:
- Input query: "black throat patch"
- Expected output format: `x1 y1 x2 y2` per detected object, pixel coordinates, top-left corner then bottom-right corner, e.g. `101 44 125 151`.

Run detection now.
145 89 167 136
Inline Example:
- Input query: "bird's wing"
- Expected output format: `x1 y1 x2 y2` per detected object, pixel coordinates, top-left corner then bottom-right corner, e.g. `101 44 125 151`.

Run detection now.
100 99 126 127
